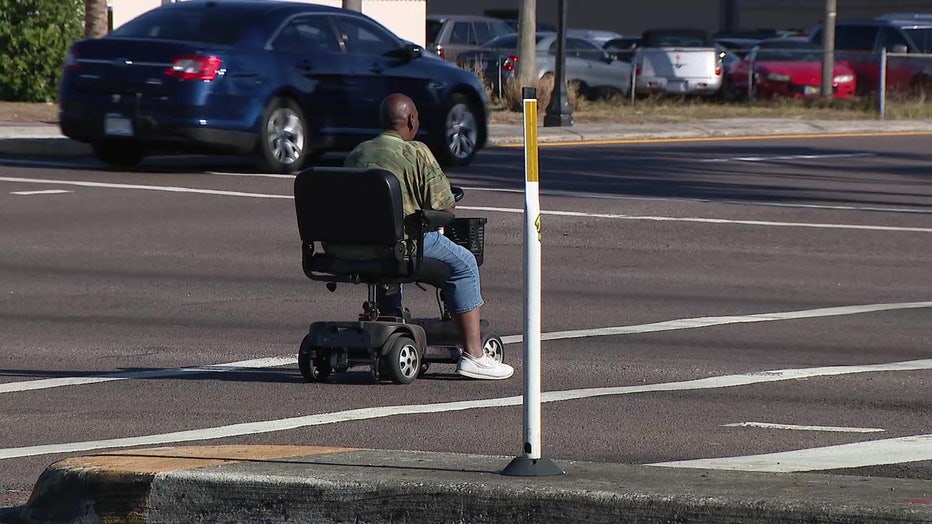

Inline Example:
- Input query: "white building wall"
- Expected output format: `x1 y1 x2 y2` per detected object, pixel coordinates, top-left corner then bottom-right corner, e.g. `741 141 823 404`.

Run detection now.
107 0 426 46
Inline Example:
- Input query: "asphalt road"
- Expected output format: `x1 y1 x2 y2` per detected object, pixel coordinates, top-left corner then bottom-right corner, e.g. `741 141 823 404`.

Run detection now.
1 134 930 507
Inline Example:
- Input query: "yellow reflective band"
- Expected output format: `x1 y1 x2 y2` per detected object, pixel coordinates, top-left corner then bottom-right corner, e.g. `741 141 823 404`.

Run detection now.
523 98 539 182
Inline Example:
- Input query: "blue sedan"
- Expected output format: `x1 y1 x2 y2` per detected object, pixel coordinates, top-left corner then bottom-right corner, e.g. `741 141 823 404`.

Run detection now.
59 0 489 172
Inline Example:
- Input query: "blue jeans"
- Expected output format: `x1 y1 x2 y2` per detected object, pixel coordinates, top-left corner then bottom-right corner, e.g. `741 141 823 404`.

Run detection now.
378 230 484 315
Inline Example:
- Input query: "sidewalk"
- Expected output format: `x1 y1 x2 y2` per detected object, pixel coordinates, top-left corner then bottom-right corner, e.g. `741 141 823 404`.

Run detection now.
2 118 932 158
4 445 931 523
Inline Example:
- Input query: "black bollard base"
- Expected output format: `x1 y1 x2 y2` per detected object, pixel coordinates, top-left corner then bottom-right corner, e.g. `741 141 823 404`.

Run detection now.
500 456 565 476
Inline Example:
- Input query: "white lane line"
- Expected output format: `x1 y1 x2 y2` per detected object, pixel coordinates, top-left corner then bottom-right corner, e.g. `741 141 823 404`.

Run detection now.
11 189 71 195
701 153 876 163
0 357 295 394
462 186 932 215
650 434 932 472
0 176 291 199
1 176 929 232
2 358 930 460
499 301 932 344
722 422 885 433
460 206 932 233
204 171 295 179
3 302 929 395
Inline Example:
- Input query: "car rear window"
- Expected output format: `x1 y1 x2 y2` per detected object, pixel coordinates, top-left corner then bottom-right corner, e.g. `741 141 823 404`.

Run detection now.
903 27 932 53
109 7 252 45
641 29 711 47
426 20 443 44
482 34 545 49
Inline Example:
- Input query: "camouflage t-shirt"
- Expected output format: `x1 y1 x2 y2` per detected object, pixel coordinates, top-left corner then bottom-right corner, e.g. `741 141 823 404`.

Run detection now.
326 131 455 259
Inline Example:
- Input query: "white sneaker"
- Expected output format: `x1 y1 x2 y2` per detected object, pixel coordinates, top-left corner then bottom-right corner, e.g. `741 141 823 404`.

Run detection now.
456 353 514 380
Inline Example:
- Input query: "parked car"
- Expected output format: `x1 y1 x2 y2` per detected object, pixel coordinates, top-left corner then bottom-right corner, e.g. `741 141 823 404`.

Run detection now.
567 29 624 46
808 14 932 96
457 32 632 100
426 14 514 63
722 38 856 100
59 1 490 171
632 28 724 96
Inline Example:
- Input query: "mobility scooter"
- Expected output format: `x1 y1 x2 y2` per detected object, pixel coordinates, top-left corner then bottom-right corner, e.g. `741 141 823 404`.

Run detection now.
293 167 505 384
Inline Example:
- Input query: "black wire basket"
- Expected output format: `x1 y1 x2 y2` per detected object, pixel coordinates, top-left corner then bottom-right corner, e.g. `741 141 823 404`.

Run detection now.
444 217 487 266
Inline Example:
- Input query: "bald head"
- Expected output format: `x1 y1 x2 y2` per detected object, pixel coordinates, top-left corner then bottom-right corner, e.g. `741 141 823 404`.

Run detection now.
379 93 419 140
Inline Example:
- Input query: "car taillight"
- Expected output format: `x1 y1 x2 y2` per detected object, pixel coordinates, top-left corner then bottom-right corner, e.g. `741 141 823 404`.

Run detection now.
715 62 723 76
165 55 223 81
502 55 518 71
64 49 80 72
635 62 642 76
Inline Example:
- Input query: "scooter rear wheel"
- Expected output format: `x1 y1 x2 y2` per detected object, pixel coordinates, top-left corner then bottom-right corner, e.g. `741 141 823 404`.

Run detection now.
299 335 332 382
384 336 421 385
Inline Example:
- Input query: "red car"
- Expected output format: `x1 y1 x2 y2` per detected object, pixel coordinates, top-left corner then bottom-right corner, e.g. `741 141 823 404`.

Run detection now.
723 38 857 100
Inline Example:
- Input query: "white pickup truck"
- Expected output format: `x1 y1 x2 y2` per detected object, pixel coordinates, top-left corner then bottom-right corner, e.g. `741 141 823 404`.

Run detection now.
632 29 723 96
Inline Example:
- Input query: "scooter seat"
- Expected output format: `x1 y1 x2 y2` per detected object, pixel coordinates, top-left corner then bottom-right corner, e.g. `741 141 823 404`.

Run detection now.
306 254 451 289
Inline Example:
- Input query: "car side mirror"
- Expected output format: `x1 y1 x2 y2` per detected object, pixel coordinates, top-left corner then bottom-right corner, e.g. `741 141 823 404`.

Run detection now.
890 44 908 54
604 52 616 63
390 43 423 60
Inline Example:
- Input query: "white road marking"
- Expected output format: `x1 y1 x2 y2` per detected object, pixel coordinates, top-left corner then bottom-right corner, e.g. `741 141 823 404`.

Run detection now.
460 206 932 233
650 433 932 472
2 358 930 460
498 301 932 344
2 176 929 232
0 176 291 199
204 171 295 179
0 357 295 394
722 422 885 433
462 186 932 215
11 189 71 195
3 302 929 395
701 153 876 163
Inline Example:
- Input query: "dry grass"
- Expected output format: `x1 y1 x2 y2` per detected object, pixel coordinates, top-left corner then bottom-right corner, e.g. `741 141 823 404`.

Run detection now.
488 93 932 125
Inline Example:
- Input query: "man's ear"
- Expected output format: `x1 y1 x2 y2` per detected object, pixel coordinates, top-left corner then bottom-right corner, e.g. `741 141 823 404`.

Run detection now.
407 113 416 130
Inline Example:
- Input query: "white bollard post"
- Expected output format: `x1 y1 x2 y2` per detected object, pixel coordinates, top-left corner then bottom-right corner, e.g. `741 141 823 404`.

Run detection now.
879 48 887 118
501 87 564 477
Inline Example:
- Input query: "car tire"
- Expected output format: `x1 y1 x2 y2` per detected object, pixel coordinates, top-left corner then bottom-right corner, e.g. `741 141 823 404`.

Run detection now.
92 140 146 169
256 97 309 174
434 93 481 167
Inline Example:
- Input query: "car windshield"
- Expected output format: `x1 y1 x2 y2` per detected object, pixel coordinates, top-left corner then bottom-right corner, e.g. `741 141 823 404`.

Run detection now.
109 7 251 45
902 27 932 53
754 41 822 62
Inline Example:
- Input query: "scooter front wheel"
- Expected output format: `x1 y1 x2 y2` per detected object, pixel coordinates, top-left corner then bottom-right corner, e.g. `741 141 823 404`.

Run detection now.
482 331 505 362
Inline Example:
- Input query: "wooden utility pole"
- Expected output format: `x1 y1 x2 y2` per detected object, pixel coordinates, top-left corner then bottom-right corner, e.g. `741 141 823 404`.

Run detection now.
517 0 537 88
84 0 108 38
343 0 362 12
820 0 837 98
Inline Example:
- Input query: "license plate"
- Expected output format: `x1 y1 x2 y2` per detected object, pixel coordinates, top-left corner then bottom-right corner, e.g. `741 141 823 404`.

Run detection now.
667 80 687 93
803 86 819 95
104 115 133 136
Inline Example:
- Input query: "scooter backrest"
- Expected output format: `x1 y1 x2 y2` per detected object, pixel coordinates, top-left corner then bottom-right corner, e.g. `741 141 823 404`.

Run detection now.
294 167 404 247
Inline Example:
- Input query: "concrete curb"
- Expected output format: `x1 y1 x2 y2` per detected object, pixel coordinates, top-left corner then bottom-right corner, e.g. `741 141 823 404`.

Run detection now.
8 445 932 523
2 119 932 158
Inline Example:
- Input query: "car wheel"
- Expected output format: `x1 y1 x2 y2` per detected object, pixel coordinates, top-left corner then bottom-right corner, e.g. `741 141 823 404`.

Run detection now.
92 140 146 168
256 97 309 173
435 93 480 167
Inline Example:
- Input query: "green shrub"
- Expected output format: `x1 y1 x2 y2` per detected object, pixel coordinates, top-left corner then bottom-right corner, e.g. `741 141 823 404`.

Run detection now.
0 0 83 102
